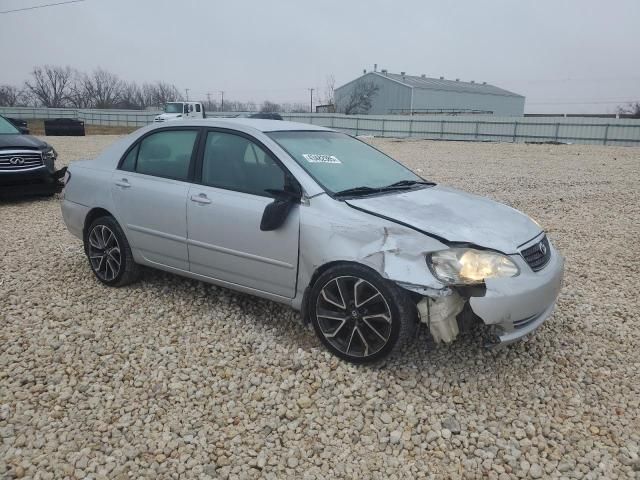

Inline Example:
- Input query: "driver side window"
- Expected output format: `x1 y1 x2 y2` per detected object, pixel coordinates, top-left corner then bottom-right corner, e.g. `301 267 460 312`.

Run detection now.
201 131 286 197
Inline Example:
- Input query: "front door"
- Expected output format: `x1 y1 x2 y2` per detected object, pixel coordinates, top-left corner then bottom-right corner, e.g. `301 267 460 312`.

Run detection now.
111 128 199 270
186 130 299 297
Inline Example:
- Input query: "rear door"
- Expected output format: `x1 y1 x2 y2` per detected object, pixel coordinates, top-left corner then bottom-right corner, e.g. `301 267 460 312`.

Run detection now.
111 128 200 270
186 129 300 297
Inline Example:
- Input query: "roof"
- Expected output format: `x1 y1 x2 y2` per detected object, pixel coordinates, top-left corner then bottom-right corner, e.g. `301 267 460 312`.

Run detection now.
344 72 523 98
149 118 332 133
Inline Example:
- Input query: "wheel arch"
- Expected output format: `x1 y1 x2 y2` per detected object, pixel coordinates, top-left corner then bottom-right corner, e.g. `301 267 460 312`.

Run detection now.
83 207 117 253
300 260 388 323
84 207 115 235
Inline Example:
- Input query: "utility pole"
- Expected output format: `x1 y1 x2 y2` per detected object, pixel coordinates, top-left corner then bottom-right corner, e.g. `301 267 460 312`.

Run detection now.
220 91 224 111
308 88 314 113
185 88 190 101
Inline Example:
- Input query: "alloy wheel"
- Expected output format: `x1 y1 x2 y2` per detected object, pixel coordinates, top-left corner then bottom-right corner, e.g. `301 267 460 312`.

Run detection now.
87 224 122 282
315 276 393 358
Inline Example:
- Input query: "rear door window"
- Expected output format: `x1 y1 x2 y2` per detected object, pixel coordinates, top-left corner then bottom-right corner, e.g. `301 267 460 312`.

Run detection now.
121 130 198 181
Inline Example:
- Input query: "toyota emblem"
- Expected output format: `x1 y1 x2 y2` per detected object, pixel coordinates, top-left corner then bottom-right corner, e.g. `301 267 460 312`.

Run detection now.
9 157 24 165
538 241 547 255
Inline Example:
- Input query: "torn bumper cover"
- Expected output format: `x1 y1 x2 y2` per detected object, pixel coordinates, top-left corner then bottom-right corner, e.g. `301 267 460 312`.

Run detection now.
0 167 67 198
469 247 565 346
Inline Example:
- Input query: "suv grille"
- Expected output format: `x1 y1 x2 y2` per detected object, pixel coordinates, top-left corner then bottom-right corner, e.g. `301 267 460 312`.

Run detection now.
0 150 44 171
520 235 551 272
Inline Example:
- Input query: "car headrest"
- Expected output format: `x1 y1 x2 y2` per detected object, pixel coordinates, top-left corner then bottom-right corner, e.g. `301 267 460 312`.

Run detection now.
142 142 171 160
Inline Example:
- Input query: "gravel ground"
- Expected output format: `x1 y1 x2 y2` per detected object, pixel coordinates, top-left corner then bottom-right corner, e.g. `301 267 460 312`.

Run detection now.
1 135 639 479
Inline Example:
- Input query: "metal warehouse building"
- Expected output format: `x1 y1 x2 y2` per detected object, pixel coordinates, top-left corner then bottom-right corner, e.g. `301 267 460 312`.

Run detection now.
335 69 525 116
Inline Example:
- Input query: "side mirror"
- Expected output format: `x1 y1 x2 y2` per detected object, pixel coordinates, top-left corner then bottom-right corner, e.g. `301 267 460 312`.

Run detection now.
19 127 29 135
260 183 302 231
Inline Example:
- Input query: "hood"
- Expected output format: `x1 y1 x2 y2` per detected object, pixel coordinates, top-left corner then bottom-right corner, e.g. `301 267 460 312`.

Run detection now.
155 113 182 121
346 185 541 254
0 134 48 150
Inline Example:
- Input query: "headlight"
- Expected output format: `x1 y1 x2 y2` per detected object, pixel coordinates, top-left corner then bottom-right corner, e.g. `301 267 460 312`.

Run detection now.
43 147 57 160
427 248 519 285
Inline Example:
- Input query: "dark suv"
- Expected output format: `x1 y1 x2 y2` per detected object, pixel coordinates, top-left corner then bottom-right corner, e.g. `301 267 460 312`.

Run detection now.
0 115 64 197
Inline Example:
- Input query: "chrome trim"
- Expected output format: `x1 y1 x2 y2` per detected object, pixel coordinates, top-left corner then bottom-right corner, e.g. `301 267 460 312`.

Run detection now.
0 149 44 156
0 165 46 173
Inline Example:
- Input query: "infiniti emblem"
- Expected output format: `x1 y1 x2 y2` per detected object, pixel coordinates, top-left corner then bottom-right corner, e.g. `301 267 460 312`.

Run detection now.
9 157 24 165
538 241 547 255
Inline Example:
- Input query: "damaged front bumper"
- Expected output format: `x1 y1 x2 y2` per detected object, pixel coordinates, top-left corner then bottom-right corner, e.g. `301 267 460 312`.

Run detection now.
0 166 67 198
470 245 565 346
414 244 564 347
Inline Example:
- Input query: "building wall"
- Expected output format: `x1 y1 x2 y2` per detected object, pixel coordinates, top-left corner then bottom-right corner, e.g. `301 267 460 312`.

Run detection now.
411 88 525 116
335 73 411 115
335 73 525 116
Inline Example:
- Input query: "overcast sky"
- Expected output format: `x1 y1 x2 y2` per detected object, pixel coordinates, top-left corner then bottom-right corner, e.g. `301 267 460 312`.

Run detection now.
1 0 638 113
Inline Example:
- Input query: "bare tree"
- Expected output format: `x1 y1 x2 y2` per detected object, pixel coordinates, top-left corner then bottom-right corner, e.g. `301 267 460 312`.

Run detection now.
0 85 27 106
618 101 640 118
118 81 145 109
24 65 74 107
324 74 336 107
67 70 92 108
289 103 309 113
81 69 124 109
141 81 183 108
340 81 379 114
260 101 281 113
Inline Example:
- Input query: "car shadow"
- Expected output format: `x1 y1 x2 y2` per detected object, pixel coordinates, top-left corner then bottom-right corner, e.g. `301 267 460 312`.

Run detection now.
134 267 545 376
0 193 60 204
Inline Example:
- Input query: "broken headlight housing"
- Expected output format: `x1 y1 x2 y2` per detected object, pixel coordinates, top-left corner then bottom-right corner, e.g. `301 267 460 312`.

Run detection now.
427 248 519 285
43 147 57 161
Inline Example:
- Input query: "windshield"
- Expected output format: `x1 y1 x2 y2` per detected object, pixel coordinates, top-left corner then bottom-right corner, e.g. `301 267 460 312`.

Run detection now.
0 116 20 134
164 103 183 113
268 131 423 194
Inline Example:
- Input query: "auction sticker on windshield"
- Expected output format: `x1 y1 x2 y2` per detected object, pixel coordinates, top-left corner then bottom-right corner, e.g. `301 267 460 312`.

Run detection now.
302 154 342 164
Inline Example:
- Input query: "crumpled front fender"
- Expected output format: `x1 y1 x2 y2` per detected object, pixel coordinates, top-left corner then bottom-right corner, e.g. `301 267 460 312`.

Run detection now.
293 195 451 310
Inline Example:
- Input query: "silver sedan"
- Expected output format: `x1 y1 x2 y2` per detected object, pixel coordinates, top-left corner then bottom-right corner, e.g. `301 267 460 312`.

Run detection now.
61 119 564 364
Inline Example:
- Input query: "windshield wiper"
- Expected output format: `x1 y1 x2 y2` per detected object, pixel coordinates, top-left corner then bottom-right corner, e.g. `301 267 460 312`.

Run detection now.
333 186 382 198
334 180 436 198
383 179 436 188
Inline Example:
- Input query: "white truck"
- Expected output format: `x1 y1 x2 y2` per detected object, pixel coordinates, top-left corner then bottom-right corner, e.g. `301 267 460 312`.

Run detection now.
154 102 205 122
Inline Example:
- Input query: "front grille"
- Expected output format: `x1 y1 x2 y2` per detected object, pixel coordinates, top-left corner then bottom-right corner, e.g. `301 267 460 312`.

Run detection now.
520 235 551 272
0 150 44 171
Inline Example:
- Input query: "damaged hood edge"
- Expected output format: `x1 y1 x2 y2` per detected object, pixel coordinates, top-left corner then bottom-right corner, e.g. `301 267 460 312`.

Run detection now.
345 185 542 254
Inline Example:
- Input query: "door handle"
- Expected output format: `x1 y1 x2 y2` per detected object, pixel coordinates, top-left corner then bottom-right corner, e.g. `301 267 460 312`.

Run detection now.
115 178 130 188
190 193 212 204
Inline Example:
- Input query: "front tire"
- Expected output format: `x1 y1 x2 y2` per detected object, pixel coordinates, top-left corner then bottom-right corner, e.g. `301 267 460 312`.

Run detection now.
84 216 140 287
309 264 417 364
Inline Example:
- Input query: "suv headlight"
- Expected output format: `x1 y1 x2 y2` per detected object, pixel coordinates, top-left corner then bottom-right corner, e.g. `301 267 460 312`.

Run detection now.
43 147 57 161
427 248 519 285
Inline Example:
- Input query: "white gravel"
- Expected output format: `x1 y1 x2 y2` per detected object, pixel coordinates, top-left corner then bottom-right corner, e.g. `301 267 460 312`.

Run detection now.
1 135 639 479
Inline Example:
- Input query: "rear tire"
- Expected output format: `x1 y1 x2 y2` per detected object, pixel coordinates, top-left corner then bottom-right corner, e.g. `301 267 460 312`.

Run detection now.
309 264 417 365
84 216 140 287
